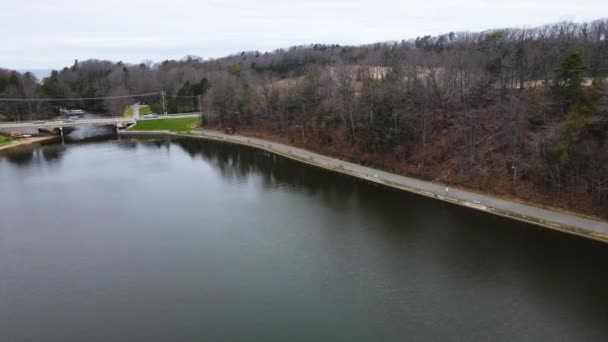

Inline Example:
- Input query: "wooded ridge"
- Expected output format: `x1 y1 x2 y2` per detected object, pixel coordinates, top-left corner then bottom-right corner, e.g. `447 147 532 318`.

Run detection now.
1 18 607 217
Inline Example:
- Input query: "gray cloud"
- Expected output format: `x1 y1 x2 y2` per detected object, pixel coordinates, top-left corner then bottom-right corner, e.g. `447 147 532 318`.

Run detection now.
0 0 605 68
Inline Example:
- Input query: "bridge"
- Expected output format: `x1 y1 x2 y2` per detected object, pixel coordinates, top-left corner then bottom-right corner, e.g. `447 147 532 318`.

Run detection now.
0 117 135 131
0 90 202 134
0 113 201 135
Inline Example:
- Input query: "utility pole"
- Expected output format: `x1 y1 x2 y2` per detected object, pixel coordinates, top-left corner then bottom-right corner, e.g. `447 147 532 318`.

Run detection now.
161 91 167 115
197 95 203 126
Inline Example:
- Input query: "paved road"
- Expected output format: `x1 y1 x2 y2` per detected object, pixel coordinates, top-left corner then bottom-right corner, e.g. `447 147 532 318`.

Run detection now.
190 129 608 241
0 113 200 130
0 117 135 130
138 113 200 120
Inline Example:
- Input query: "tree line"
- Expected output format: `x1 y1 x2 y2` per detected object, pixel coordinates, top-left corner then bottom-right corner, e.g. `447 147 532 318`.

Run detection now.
1 18 607 216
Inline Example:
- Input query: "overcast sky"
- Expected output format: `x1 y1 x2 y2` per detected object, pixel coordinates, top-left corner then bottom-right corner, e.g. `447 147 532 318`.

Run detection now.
1 0 606 69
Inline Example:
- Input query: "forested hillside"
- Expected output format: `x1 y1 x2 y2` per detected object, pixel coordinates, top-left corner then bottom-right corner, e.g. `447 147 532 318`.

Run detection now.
1 19 607 216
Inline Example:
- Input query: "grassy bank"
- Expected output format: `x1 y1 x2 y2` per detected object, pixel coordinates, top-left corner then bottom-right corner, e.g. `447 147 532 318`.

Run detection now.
139 106 152 115
0 136 58 152
0 136 12 146
124 105 152 117
130 117 199 132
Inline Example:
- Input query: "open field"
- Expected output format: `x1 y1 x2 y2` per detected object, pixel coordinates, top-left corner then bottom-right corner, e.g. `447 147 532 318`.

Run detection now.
124 105 153 117
0 136 12 146
129 117 199 132
140 106 152 115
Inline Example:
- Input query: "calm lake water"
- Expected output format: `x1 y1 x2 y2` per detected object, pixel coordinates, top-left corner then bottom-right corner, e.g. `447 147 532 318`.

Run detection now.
1 137 608 341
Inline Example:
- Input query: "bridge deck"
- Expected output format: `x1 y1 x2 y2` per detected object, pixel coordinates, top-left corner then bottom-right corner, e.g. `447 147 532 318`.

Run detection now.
0 118 135 130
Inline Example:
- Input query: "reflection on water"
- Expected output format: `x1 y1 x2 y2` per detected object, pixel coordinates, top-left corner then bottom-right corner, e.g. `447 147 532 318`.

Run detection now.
1 137 608 341
67 125 115 140
1 147 36 166
41 144 67 163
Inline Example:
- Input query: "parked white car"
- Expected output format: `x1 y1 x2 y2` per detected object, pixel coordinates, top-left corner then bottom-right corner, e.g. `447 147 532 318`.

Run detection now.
143 113 159 119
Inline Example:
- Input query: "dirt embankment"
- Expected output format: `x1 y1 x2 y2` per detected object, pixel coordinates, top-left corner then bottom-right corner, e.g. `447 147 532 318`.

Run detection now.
0 136 58 152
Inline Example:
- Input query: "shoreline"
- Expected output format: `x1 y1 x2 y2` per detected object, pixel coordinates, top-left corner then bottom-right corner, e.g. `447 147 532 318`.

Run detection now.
0 136 58 152
122 129 608 243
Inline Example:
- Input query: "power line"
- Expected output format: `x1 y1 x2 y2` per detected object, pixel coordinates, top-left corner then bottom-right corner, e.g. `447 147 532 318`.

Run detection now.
173 95 199 98
0 92 162 102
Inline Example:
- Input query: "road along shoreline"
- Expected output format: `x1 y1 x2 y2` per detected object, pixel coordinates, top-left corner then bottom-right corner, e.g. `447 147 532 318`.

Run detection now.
0 136 58 152
120 129 608 244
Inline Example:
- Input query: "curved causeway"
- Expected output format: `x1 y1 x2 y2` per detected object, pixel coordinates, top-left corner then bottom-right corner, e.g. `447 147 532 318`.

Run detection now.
130 129 608 243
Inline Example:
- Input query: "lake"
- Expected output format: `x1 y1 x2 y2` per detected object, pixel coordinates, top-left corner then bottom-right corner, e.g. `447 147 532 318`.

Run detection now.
1 137 607 341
